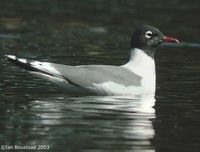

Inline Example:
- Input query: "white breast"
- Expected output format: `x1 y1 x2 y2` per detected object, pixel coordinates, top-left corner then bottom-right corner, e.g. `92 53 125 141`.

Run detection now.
122 48 156 94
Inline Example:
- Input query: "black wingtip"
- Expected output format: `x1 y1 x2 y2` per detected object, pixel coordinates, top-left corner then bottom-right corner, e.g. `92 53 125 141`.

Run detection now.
5 55 34 71
5 55 24 65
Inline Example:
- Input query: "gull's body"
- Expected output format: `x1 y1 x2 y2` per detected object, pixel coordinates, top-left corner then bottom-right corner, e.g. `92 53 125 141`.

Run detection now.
5 25 178 96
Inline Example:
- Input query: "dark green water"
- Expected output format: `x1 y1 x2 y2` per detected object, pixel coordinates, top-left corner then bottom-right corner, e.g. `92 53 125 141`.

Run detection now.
0 0 200 152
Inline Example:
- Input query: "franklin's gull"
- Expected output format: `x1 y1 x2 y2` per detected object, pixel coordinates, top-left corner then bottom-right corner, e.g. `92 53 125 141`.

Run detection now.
5 25 179 96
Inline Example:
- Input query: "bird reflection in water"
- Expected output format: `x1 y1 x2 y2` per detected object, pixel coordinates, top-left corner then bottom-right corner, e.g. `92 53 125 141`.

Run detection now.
29 94 156 151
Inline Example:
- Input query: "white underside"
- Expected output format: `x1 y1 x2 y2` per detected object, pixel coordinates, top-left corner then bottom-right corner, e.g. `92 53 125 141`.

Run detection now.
122 48 156 94
90 81 145 95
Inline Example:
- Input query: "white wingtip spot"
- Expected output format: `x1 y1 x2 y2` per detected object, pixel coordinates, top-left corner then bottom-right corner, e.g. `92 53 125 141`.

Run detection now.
6 55 16 60
18 59 27 64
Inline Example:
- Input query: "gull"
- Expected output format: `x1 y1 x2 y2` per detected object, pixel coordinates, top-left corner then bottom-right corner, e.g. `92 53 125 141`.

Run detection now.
5 25 179 96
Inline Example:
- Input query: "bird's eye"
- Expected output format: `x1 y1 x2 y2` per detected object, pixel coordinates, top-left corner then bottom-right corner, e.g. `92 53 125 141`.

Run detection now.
145 31 153 39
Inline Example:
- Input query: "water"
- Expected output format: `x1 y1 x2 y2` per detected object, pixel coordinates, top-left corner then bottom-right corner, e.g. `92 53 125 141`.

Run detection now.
0 0 200 152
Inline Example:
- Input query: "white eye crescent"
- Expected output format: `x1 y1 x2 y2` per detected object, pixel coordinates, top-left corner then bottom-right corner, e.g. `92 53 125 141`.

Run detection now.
145 31 153 39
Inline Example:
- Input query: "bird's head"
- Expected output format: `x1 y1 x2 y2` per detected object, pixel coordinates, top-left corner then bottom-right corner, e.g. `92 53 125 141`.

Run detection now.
130 25 179 57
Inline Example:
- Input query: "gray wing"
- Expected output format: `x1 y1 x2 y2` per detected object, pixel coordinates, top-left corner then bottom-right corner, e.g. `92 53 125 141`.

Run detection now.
5 55 141 88
50 64 142 87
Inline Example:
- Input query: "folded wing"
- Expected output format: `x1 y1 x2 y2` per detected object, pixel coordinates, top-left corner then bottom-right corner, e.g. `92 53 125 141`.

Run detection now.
5 55 141 92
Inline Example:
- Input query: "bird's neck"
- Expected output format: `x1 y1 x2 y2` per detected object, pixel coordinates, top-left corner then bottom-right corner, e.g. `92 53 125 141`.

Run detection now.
126 48 155 77
122 48 156 94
